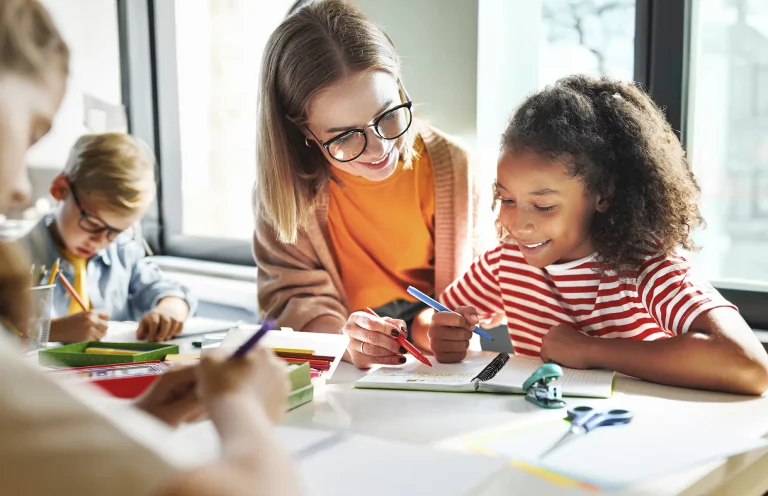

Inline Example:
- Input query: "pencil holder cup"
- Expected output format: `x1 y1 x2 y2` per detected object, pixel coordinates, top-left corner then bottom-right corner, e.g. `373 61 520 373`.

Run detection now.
28 284 55 350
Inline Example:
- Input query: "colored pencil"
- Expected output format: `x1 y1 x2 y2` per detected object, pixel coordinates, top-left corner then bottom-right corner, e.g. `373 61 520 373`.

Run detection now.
364 307 432 367
57 271 87 312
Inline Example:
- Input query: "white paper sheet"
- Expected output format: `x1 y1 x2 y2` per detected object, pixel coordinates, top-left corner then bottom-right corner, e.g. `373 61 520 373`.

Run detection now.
163 422 507 496
104 317 238 342
298 434 507 496
455 415 768 489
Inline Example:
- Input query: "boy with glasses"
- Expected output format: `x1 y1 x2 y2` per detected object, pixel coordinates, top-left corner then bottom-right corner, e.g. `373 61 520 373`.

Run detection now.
23 133 195 342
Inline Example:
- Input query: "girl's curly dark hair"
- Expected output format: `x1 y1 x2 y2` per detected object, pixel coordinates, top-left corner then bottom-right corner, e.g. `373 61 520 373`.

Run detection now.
499 74 704 279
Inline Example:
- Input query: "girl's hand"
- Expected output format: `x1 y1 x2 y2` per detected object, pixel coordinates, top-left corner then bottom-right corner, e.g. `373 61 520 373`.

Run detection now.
540 324 595 369
427 306 477 363
342 312 406 369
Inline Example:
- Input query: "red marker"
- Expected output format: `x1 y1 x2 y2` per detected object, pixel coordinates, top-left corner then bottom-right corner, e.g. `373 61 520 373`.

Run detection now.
364 307 432 367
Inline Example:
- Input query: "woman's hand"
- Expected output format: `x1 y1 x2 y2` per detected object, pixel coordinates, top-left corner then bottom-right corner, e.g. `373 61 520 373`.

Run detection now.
342 311 407 369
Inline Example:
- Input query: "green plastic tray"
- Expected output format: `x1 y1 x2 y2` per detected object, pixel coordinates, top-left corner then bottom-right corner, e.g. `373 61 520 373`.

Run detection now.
39 341 180 367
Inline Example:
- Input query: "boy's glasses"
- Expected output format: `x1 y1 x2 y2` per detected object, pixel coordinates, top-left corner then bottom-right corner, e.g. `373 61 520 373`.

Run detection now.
306 83 414 163
69 184 126 242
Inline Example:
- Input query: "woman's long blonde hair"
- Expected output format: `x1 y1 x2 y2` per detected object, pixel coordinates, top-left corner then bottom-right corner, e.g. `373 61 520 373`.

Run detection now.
0 0 68 340
255 0 415 244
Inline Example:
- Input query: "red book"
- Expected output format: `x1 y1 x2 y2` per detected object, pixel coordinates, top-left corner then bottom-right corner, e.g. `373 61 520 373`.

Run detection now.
47 361 171 399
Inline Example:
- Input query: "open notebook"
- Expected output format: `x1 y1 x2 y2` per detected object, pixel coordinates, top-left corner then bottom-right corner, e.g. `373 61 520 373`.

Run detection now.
356 351 615 398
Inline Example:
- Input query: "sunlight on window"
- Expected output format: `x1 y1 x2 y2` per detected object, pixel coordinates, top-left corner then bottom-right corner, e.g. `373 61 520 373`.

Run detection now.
687 0 768 284
176 0 293 240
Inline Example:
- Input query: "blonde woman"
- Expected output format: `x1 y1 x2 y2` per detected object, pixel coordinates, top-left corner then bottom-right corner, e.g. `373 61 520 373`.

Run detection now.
0 1 297 494
254 0 493 368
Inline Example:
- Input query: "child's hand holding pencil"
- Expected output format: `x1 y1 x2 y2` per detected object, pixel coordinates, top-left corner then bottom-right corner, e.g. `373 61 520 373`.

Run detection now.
48 311 109 343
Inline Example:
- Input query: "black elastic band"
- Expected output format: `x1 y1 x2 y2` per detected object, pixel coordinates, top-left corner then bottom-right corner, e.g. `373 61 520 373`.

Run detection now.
472 353 510 382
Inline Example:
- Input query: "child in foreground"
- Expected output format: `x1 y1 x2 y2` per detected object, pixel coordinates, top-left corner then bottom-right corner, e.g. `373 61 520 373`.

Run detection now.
0 1 297 494
427 75 768 395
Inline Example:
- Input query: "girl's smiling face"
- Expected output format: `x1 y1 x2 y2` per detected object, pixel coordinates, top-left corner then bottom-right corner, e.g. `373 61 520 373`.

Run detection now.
495 147 610 268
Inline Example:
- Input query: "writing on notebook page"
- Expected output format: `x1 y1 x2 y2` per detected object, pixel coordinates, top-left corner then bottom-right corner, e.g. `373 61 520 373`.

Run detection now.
372 362 476 385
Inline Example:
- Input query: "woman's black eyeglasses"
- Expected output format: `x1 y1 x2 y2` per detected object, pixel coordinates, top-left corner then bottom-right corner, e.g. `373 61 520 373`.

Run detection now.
306 86 414 163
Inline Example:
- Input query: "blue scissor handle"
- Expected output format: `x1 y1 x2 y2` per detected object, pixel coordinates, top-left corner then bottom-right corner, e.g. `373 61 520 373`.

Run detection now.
566 405 595 424
567 406 633 432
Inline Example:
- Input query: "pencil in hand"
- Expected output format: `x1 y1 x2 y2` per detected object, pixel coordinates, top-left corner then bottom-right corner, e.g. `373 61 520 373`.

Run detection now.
57 272 87 312
363 307 432 367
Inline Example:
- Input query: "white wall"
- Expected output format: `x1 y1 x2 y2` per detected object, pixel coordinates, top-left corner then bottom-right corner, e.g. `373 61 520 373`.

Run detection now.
352 0 479 149
27 0 123 170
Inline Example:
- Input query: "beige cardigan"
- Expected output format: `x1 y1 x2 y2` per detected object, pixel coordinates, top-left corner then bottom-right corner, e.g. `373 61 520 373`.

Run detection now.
253 123 489 331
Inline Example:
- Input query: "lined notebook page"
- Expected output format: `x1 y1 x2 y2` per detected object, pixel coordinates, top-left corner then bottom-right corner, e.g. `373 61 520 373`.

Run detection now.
485 355 615 398
355 353 495 390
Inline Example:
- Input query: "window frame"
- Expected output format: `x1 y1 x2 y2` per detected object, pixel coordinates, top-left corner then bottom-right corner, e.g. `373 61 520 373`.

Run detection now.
118 0 256 266
635 0 768 329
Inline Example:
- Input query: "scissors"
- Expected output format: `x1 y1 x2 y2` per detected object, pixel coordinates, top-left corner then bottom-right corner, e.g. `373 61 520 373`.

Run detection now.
539 405 634 458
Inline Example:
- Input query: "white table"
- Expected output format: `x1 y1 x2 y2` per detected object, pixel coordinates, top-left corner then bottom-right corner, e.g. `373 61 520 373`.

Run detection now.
281 362 768 496
31 329 768 495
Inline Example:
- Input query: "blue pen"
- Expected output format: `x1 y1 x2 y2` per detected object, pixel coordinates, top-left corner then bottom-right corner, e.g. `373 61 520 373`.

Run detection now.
230 319 277 359
407 286 494 341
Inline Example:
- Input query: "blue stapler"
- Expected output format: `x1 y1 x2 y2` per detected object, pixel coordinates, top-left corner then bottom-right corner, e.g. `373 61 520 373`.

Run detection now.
522 363 566 409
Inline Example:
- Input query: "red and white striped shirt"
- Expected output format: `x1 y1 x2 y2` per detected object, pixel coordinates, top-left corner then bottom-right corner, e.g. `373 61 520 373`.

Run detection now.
442 240 735 357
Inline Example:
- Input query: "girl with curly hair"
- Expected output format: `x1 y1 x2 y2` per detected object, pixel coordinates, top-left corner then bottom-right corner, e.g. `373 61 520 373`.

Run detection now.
428 75 768 395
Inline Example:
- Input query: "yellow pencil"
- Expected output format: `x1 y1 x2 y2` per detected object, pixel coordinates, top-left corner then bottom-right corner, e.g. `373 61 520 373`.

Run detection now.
271 348 315 355
46 258 60 286
84 348 141 356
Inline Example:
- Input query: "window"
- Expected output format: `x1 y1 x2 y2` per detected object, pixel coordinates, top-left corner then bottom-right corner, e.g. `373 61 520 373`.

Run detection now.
686 0 768 284
173 1 293 241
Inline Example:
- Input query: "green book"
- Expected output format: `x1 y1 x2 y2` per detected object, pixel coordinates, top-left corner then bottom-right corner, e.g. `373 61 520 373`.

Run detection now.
286 362 311 391
287 384 314 411
285 362 313 411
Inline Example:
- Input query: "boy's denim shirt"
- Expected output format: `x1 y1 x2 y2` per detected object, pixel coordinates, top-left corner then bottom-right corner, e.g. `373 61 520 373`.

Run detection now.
22 213 197 320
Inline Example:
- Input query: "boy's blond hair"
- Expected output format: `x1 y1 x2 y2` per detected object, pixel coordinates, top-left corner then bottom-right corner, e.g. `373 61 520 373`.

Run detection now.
256 0 417 244
64 133 156 214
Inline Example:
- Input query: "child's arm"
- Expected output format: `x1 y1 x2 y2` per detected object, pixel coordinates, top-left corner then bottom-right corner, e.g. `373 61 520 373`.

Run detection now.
418 246 505 362
542 253 768 395
124 239 196 340
541 308 768 395
128 254 196 318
